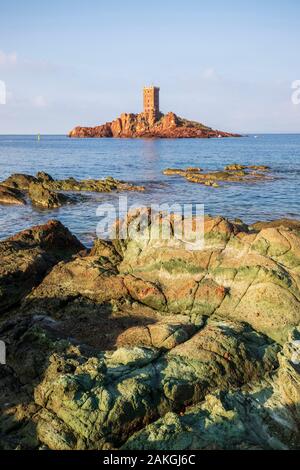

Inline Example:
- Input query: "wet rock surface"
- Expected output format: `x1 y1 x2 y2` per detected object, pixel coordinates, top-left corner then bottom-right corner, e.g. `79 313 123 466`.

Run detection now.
0 172 144 208
163 164 273 187
1 173 38 190
0 214 299 450
0 185 26 205
28 182 70 209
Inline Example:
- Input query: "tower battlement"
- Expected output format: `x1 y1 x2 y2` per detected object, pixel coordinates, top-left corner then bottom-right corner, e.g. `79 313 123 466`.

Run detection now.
143 86 160 118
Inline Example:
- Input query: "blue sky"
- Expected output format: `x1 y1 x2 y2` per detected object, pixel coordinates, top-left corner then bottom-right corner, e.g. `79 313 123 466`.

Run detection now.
0 0 299 133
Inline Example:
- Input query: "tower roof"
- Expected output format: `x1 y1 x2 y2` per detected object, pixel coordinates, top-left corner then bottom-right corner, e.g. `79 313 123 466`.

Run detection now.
143 85 160 90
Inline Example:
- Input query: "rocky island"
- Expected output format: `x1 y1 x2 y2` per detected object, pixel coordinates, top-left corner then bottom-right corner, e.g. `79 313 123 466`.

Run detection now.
0 212 299 450
69 87 240 139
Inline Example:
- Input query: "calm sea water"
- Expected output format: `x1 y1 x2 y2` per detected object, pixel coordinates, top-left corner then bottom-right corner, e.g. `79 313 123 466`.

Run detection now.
0 134 299 245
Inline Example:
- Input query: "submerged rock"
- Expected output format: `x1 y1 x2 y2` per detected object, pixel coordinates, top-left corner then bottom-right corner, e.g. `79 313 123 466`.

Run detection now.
163 165 272 187
225 164 270 171
163 167 202 176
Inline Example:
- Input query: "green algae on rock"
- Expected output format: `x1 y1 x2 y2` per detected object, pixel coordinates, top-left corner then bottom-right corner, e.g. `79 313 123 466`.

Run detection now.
28 182 71 209
0 314 280 450
123 326 300 450
0 215 299 450
0 172 145 208
1 173 38 190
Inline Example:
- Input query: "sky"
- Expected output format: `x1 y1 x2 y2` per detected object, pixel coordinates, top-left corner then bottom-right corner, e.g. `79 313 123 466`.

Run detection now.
0 0 299 134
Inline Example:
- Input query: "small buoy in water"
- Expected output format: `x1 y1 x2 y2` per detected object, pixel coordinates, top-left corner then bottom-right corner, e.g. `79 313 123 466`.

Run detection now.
254 135 258 138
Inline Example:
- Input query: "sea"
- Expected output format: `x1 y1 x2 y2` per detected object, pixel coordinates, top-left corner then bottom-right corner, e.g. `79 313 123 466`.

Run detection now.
0 134 299 246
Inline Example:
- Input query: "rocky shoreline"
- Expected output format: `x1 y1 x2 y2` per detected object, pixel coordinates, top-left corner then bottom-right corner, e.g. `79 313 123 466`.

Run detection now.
0 172 144 208
69 112 241 139
0 164 273 209
0 213 299 450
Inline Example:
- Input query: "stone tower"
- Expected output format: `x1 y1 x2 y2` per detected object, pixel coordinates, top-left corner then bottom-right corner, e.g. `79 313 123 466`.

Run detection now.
143 86 160 121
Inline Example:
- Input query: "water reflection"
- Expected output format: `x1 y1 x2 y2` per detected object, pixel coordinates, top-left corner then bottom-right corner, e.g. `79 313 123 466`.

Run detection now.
0 134 299 245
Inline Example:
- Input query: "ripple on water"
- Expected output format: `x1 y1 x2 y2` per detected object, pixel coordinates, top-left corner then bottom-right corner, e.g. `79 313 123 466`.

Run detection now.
0 134 299 245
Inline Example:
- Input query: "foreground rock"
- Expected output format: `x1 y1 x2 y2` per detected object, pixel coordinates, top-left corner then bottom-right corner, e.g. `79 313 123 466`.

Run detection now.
163 164 272 187
117 212 300 344
0 314 280 450
0 215 299 450
123 327 300 450
0 220 84 311
69 112 240 139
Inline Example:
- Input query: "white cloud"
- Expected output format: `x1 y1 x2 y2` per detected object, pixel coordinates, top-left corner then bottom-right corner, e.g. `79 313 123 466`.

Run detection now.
201 67 220 81
0 51 60 75
33 95 48 108
0 80 6 104
0 50 17 66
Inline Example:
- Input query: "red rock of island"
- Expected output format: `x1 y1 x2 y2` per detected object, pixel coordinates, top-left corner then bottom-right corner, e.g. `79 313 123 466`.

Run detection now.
68 111 240 139
69 85 240 138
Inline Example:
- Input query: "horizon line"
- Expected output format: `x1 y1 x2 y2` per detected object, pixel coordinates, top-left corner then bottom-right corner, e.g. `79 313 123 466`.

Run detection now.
1 132 300 136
